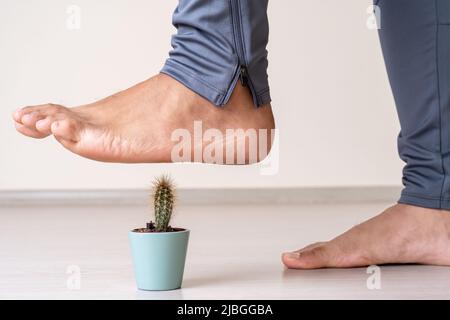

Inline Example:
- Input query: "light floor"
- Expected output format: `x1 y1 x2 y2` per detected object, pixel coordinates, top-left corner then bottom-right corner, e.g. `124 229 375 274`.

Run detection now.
1 202 449 300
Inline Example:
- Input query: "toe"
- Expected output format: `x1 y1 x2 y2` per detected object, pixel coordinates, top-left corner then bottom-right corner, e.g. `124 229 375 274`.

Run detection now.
12 109 23 123
16 104 65 122
281 242 327 269
51 118 81 143
14 107 33 123
21 111 45 128
282 245 332 269
35 117 56 135
14 121 49 139
14 106 43 123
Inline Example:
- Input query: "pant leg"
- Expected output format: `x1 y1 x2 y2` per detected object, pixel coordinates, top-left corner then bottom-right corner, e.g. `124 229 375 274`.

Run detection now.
160 0 271 107
377 0 450 209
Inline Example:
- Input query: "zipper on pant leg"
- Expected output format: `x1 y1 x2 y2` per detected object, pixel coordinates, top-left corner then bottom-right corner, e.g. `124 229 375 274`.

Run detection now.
239 65 248 86
230 0 259 106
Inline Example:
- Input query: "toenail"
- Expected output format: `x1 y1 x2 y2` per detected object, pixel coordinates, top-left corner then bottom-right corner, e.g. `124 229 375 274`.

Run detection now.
284 252 300 259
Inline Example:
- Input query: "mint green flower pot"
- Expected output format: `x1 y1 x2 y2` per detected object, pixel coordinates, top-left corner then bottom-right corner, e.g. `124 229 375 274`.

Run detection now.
129 229 189 291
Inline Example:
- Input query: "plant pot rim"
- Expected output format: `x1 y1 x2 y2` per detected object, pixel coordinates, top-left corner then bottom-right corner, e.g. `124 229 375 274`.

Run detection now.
129 228 189 235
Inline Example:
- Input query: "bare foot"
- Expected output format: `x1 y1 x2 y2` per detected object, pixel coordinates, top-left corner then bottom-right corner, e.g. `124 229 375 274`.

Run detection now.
282 204 450 269
12 74 275 164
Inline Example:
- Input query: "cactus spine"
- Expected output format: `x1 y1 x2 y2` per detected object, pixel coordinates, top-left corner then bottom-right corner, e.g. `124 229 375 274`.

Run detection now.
152 176 174 232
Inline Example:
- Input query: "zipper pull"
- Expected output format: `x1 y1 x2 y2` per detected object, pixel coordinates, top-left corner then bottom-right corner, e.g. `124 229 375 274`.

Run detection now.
239 66 248 87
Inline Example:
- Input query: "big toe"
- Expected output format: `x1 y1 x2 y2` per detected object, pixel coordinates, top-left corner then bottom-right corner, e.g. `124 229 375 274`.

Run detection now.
282 245 333 269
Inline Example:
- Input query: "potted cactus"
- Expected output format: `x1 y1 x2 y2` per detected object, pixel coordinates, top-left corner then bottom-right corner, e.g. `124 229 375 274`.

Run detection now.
129 176 189 291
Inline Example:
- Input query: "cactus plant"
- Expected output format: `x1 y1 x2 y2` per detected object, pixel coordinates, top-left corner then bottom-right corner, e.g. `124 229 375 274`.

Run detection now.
129 175 189 290
151 175 175 232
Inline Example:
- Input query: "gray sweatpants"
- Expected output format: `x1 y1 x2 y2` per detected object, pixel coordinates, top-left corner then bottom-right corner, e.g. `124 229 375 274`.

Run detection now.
161 0 270 107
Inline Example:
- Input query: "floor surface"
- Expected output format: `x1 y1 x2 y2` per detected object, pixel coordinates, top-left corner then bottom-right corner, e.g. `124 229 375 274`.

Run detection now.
1 202 449 299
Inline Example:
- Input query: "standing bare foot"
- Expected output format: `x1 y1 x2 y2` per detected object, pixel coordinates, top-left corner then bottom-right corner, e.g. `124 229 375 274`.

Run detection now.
12 74 275 164
282 204 450 269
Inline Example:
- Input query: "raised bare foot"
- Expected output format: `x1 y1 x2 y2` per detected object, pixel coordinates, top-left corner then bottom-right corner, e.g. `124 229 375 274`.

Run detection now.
12 74 275 164
282 204 450 269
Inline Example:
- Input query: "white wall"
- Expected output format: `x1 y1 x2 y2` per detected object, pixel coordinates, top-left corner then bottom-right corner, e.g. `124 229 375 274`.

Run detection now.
0 0 402 190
